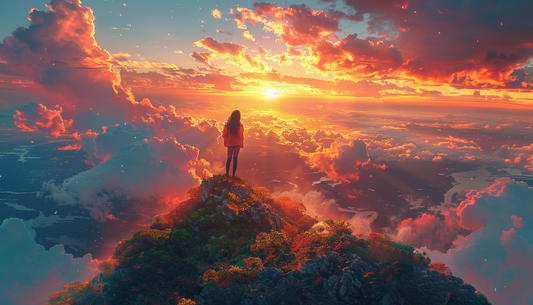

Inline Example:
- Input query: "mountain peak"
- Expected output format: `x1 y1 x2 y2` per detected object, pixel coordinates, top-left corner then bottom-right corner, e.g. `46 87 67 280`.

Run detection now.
47 175 491 305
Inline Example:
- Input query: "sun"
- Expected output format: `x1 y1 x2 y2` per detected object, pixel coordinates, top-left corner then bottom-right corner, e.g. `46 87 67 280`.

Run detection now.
263 87 278 98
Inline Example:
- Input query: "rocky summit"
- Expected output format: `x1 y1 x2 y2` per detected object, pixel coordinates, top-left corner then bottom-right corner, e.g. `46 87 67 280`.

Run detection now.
46 175 491 305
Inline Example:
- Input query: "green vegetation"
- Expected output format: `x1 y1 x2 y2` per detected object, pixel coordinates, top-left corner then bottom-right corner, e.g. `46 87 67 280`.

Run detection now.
46 175 490 305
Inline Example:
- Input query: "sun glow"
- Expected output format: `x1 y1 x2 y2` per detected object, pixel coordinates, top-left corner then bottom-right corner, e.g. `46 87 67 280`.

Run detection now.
263 87 279 98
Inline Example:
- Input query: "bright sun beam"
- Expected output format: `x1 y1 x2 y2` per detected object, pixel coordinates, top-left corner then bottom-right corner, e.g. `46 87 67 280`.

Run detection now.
263 87 278 98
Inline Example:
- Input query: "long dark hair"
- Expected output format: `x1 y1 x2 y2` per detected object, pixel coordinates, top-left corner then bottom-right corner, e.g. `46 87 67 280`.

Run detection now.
226 110 241 136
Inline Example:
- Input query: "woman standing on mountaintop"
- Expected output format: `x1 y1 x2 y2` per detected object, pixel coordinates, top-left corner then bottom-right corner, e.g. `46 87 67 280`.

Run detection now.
223 110 244 181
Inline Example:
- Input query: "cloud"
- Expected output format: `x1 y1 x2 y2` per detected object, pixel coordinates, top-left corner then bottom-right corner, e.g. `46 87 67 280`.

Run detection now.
242 31 256 41
216 29 233 35
120 66 242 91
0 218 99 305
195 37 245 56
192 37 267 71
180 73 244 91
231 3 404 79
0 0 144 122
56 143 81 151
211 9 222 19
111 52 132 62
46 124 210 221
13 103 72 138
396 213 464 252
310 34 403 78
276 188 376 238
399 178 533 304
340 0 533 88
0 0 219 218
234 3 340 46
307 139 371 182
229 1 533 88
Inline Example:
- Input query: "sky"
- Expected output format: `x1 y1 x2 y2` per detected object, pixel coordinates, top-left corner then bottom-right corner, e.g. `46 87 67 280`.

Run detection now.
0 0 532 304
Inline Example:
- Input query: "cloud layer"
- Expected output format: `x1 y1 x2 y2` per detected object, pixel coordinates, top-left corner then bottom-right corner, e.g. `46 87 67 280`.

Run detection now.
0 0 216 219
230 0 533 88
399 178 533 304
0 218 99 305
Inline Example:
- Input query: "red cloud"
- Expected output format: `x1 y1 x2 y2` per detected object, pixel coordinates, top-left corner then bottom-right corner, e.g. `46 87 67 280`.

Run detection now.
235 3 340 46
14 103 72 137
311 34 403 77
231 1 533 88
106 214 119 221
397 213 462 252
341 0 533 88
232 4 403 78
56 143 82 151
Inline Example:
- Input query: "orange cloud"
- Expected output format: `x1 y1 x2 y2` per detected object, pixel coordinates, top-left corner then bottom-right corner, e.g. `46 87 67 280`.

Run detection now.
14 103 72 138
192 37 268 71
57 143 82 151
242 31 256 41
234 4 340 46
229 2 533 89
112 52 132 62
211 9 222 19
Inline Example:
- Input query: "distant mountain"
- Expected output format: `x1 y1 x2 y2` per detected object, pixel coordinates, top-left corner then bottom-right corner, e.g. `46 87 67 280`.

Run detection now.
46 175 491 305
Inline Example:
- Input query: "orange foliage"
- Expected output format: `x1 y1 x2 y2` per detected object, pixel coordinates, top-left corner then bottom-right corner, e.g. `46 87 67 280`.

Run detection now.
202 257 263 287
282 223 299 238
46 280 91 305
429 262 451 275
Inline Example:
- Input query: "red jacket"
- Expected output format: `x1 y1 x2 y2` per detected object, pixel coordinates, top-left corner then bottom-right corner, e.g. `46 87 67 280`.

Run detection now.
223 123 244 147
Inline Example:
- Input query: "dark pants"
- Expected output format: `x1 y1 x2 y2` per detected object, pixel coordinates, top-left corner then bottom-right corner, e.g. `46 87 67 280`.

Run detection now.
226 146 241 178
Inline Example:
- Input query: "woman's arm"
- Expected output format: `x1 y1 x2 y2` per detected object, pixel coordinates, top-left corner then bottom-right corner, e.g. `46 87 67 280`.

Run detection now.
239 124 244 148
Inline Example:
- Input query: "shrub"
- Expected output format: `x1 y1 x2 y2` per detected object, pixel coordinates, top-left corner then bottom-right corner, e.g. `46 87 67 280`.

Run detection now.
429 262 451 275
46 280 94 305
113 229 171 264
202 257 263 287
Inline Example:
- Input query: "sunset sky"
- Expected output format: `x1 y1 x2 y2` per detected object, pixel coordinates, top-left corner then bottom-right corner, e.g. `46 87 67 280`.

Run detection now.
0 0 532 304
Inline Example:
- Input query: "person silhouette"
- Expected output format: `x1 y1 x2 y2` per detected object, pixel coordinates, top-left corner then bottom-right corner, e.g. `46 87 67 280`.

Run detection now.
223 110 244 181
